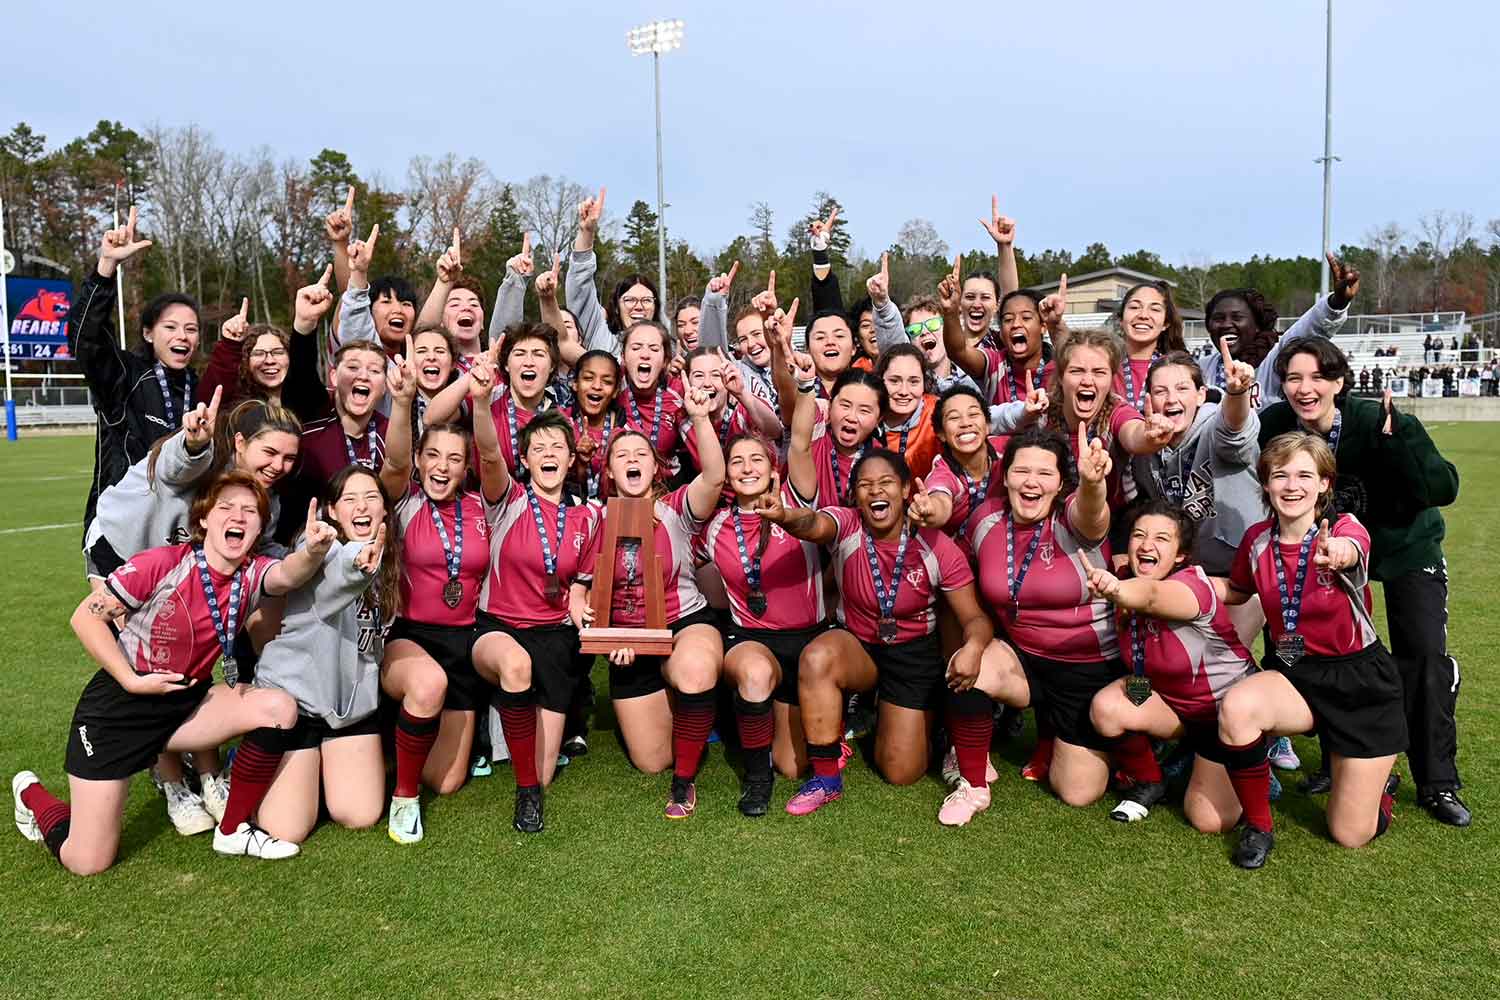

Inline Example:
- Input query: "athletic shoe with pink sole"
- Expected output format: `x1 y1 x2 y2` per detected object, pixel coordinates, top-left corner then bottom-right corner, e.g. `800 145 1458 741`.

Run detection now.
786 775 843 816
664 780 697 820
941 747 999 787
937 779 992 827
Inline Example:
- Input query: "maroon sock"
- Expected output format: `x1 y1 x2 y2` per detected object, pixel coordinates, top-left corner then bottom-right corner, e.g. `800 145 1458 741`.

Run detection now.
497 691 539 789
21 779 71 844
946 688 994 788
1221 738 1274 832
809 742 842 779
218 732 284 835
734 695 774 750
671 689 716 781
394 707 441 798
1113 733 1163 785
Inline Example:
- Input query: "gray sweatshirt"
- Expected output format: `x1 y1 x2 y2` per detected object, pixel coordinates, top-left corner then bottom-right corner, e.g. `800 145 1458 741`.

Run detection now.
253 539 382 728
489 271 527 345
1197 293 1348 407
1129 400 1261 575
872 298 981 396
337 286 394 419
564 248 619 355
695 286 778 407
84 431 283 573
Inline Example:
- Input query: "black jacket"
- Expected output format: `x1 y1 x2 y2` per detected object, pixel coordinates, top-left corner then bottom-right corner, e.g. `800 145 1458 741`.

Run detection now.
67 271 195 536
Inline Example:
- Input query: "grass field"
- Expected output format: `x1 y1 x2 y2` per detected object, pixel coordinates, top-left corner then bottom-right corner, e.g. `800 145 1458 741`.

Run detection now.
0 429 1495 1000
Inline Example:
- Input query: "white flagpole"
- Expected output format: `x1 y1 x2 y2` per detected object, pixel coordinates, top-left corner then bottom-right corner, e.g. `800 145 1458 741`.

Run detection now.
1 189 15 440
114 183 127 350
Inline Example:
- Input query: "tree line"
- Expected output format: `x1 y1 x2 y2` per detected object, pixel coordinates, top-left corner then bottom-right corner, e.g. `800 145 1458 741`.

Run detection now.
3 120 1498 342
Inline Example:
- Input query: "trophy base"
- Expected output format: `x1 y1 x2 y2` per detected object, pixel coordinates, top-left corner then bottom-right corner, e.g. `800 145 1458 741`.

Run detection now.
580 627 676 657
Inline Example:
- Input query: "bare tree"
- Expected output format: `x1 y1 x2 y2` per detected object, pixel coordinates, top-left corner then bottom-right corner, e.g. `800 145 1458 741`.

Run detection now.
1362 223 1404 312
145 124 222 295
1177 251 1217 308
895 218 949 259
516 174 589 262
748 201 775 262
1418 210 1474 311
406 154 496 253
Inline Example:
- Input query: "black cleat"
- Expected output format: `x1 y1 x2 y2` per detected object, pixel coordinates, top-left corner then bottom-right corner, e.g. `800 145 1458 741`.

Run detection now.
562 735 589 758
1299 768 1332 795
738 774 774 818
1385 772 1401 798
513 785 544 834
1232 824 1274 869
1109 780 1167 822
1418 789 1471 827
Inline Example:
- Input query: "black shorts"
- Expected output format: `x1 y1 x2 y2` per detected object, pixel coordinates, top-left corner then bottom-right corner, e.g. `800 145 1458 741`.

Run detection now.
472 613 586 714
65 670 212 781
1019 651 1126 751
281 711 381 752
860 633 945 712
387 618 485 712
724 621 831 706
1265 641 1408 759
609 606 718 701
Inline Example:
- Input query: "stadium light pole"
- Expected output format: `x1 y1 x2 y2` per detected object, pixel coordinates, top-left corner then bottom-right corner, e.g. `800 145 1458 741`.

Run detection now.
627 18 684 311
0 189 14 440
1316 0 1339 296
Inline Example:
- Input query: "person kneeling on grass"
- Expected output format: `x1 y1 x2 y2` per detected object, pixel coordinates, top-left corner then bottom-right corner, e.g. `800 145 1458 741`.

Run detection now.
12 473 331 875
1216 432 1406 870
211 466 397 859
1083 499 1259 827
747 448 994 825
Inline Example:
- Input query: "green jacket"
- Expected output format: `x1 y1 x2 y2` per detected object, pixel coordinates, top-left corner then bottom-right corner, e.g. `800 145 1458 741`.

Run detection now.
1259 395 1459 580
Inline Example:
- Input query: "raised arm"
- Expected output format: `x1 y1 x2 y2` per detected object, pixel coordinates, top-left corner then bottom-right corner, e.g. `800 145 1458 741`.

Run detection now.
566 187 614 353
1114 396 1176 456
488 233 533 346
324 187 355 295
868 254 907 354
1068 422 1112 543
70 207 154 408
416 228 463 330
939 254 989 381
979 195 1020 296
285 265 337 422
773 300 819 501
467 356 511 503
265 501 339 595
697 272 731 352
162 386 222 488
337 224 381 348
808 207 845 316
379 341 417 499
1256 254 1359 396
682 388 726 520
721 351 782 438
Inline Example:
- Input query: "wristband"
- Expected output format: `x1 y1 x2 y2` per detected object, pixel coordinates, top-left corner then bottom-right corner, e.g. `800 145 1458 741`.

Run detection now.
797 380 817 394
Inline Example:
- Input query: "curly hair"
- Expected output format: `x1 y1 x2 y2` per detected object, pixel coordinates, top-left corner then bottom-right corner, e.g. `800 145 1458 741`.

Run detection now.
1045 328 1121 442
237 325 293 398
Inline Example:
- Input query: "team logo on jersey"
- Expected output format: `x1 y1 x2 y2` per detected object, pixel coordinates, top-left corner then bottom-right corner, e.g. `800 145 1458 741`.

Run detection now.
771 525 787 541
572 531 585 552
115 563 137 576
473 516 489 538
1146 621 1161 637
1038 540 1056 566
905 567 926 587
1316 568 1335 590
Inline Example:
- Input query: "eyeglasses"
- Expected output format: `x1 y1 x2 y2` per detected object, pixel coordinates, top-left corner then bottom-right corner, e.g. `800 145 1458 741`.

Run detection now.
905 317 943 338
249 348 288 361
621 295 656 309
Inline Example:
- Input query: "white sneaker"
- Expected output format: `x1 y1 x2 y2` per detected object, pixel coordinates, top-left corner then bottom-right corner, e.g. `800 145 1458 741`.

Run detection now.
12 771 41 842
388 795 424 845
199 771 230 823
213 821 299 860
938 779 993 827
164 780 216 836
941 747 999 787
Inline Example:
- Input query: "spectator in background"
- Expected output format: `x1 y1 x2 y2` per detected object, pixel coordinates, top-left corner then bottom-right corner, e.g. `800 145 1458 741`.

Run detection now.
1358 368 1369 394
1372 364 1384 391
1422 335 1432 363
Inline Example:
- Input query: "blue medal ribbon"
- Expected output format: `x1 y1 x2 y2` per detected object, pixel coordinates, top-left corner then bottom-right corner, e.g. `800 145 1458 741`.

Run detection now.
1271 524 1318 636
192 544 245 686
830 441 868 504
1007 364 1040 403
1004 511 1046 605
732 509 764 607
1120 353 1160 410
626 386 665 451
344 420 380 469
428 494 465 583
863 527 911 643
525 486 568 598
154 362 196 427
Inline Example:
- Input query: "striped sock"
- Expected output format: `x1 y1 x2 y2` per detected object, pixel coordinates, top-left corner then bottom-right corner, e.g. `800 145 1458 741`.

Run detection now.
734 695 774 778
946 687 995 788
671 689 716 781
20 780 71 859
218 731 283 835
496 689 539 789
394 708 441 798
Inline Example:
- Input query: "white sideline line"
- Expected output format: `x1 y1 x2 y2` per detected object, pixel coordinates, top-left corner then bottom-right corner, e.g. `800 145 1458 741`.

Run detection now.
0 522 78 536
9 474 89 482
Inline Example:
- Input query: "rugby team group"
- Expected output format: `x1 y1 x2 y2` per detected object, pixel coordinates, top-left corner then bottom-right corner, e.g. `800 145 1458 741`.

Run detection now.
11 187 1469 878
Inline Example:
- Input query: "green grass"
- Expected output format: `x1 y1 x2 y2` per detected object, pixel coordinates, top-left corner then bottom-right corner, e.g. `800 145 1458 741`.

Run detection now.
0 429 1496 1000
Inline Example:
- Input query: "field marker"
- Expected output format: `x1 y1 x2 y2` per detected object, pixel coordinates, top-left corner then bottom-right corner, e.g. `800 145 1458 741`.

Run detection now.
0 522 77 535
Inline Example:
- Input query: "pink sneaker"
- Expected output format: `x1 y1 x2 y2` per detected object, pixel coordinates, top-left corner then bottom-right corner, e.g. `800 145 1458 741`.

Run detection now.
785 776 843 816
941 747 999 787
1021 738 1054 782
664 782 697 820
937 779 992 827
837 741 854 771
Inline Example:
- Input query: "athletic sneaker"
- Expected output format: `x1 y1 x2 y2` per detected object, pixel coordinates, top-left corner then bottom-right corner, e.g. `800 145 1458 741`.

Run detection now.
786 776 843 816
514 786 544 834
213 822 299 860
937 779 992 827
388 795 424 845
164 781 216 836
738 774 774 818
562 735 589 758
1269 769 1283 802
199 771 229 823
1268 736 1301 771
843 694 877 741
469 754 493 778
1299 767 1332 795
1232 824 1274 869
838 740 854 771
940 747 999 788
1109 781 1167 822
664 779 697 820
1020 741 1052 782
12 771 41 842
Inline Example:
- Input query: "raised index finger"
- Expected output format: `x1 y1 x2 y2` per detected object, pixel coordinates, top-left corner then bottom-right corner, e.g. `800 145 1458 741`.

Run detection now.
880 252 889 277
1058 272 1068 300
521 231 531 255
952 253 962 281
991 193 999 221
453 228 462 257
726 260 739 286
767 269 776 298
317 263 333 288
827 205 838 231
238 297 249 321
127 205 138 236
1219 335 1234 368
344 187 355 214
367 223 380 247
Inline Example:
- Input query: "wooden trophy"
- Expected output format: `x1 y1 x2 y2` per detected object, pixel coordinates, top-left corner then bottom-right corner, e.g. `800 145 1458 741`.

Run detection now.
579 496 675 656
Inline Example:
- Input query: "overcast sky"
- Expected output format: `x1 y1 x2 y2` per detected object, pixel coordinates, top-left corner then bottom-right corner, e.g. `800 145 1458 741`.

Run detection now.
16 0 1498 264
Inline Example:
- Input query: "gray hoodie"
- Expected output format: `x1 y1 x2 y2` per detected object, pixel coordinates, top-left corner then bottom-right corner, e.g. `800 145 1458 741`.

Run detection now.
695 286 778 406
1129 399 1261 575
1197 293 1348 407
253 539 382 728
564 248 620 355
